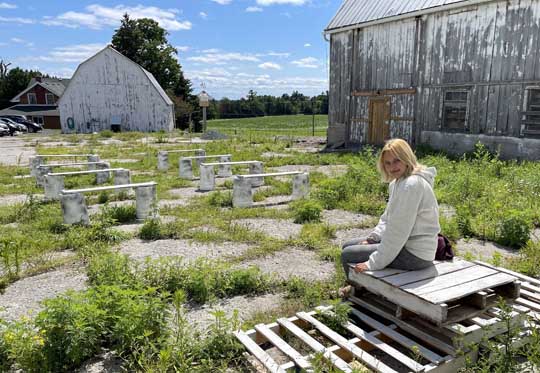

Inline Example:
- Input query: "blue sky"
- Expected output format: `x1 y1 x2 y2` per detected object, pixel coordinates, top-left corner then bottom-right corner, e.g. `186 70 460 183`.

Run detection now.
0 0 341 99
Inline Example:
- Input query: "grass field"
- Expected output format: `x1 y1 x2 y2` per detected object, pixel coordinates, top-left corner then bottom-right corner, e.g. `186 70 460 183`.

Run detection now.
0 117 539 371
207 114 328 136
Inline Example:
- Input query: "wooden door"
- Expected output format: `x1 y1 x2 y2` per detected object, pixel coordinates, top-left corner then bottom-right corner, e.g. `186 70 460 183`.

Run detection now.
368 97 391 145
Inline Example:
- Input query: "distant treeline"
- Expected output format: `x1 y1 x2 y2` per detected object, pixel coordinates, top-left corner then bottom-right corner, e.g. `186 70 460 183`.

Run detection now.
204 90 329 120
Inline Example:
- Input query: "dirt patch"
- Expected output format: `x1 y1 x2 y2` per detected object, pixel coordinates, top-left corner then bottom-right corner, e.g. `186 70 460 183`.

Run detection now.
238 247 335 281
455 238 519 260
233 218 302 240
322 209 374 227
0 264 88 322
254 195 294 208
116 238 252 262
185 293 285 332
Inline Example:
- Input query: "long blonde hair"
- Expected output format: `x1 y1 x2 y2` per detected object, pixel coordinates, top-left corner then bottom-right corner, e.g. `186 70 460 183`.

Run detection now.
376 139 424 182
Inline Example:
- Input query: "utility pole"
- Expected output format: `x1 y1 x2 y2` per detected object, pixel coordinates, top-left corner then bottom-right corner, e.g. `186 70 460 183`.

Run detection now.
311 98 315 136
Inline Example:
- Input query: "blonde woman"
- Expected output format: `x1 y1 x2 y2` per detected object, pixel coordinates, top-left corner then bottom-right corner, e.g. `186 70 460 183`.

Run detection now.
340 139 440 293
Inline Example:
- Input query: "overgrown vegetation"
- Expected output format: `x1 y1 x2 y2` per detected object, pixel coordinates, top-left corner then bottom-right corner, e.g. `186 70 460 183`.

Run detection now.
1 123 540 371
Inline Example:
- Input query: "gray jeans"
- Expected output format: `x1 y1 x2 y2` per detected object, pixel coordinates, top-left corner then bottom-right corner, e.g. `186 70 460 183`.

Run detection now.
341 236 433 279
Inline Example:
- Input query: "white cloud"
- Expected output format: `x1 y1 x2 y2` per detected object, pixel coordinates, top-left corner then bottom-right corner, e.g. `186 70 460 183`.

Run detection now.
0 2 16 9
176 46 190 52
266 51 290 58
257 0 307 5
199 11 208 19
188 51 260 64
10 37 34 47
246 6 263 12
33 43 106 63
0 16 34 24
258 62 281 70
40 67 76 79
211 0 232 4
42 5 192 31
185 68 327 99
304 43 311 47
291 57 319 68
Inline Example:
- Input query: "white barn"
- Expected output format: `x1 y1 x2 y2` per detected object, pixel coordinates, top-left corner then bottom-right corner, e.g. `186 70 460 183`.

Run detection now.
59 45 174 133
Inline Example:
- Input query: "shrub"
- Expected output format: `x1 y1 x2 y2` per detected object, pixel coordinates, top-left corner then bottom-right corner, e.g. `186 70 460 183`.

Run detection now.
290 199 322 224
139 219 163 241
102 204 137 224
496 210 532 249
97 191 109 204
207 191 233 207
99 130 113 138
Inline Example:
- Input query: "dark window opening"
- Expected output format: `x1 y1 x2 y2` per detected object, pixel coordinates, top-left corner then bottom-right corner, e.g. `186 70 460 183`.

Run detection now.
443 90 469 132
523 89 540 137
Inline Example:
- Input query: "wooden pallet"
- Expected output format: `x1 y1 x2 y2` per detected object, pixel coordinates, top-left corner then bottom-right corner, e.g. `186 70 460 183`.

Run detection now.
348 258 520 325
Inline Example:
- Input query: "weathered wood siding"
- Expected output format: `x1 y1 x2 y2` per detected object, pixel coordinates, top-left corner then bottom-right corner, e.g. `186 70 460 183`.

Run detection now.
59 48 174 133
328 0 540 154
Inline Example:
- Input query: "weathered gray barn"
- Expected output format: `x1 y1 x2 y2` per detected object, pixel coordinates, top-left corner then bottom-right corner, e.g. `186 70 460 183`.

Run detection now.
325 0 540 159
59 45 174 133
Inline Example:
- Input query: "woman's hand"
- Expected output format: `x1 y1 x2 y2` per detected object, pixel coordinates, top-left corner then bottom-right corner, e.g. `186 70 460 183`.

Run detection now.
354 262 369 273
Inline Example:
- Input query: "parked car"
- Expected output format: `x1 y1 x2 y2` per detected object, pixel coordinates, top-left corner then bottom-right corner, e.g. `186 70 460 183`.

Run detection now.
0 115 42 132
0 117 27 132
0 118 18 135
0 123 10 136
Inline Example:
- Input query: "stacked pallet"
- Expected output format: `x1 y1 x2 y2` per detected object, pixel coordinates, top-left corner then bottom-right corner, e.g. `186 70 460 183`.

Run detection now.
235 260 539 372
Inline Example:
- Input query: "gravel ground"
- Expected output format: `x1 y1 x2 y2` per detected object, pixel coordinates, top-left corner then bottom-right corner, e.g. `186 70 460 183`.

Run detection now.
261 152 291 158
238 247 335 281
0 193 40 206
0 264 88 322
253 195 294 208
332 227 374 247
321 209 374 227
167 187 204 200
185 293 286 332
102 158 139 163
0 136 36 166
455 238 519 260
269 164 348 177
77 351 124 373
116 238 253 262
232 218 302 240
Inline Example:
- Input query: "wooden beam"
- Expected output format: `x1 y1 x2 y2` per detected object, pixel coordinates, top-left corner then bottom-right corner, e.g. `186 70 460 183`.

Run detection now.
352 88 417 96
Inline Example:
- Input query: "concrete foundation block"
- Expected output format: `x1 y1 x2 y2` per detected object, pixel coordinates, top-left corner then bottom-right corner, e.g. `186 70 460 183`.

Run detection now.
36 165 52 187
60 192 89 225
136 185 158 221
194 150 206 166
179 158 193 179
292 172 310 200
217 155 233 177
233 176 253 208
157 151 169 171
44 175 64 201
95 162 111 184
249 162 264 187
199 164 215 191
113 169 131 185
29 156 43 177
87 154 100 170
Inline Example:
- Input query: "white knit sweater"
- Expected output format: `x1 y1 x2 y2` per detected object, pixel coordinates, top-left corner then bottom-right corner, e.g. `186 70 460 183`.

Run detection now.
366 167 440 270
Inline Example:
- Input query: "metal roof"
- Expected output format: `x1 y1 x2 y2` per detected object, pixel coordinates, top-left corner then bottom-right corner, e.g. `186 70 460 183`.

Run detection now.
0 105 59 117
325 0 478 33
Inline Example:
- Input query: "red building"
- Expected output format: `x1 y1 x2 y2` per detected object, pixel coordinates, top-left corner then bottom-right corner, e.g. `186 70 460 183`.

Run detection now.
0 77 69 129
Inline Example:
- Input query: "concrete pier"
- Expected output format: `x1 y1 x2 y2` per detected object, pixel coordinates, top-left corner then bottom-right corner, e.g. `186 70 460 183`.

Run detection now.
232 176 254 208
135 184 158 220
60 192 89 225
292 172 310 199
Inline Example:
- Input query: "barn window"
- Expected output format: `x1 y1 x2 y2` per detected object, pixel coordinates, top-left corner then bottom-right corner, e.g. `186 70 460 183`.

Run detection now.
27 93 37 105
443 90 469 132
522 88 540 137
45 93 55 105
